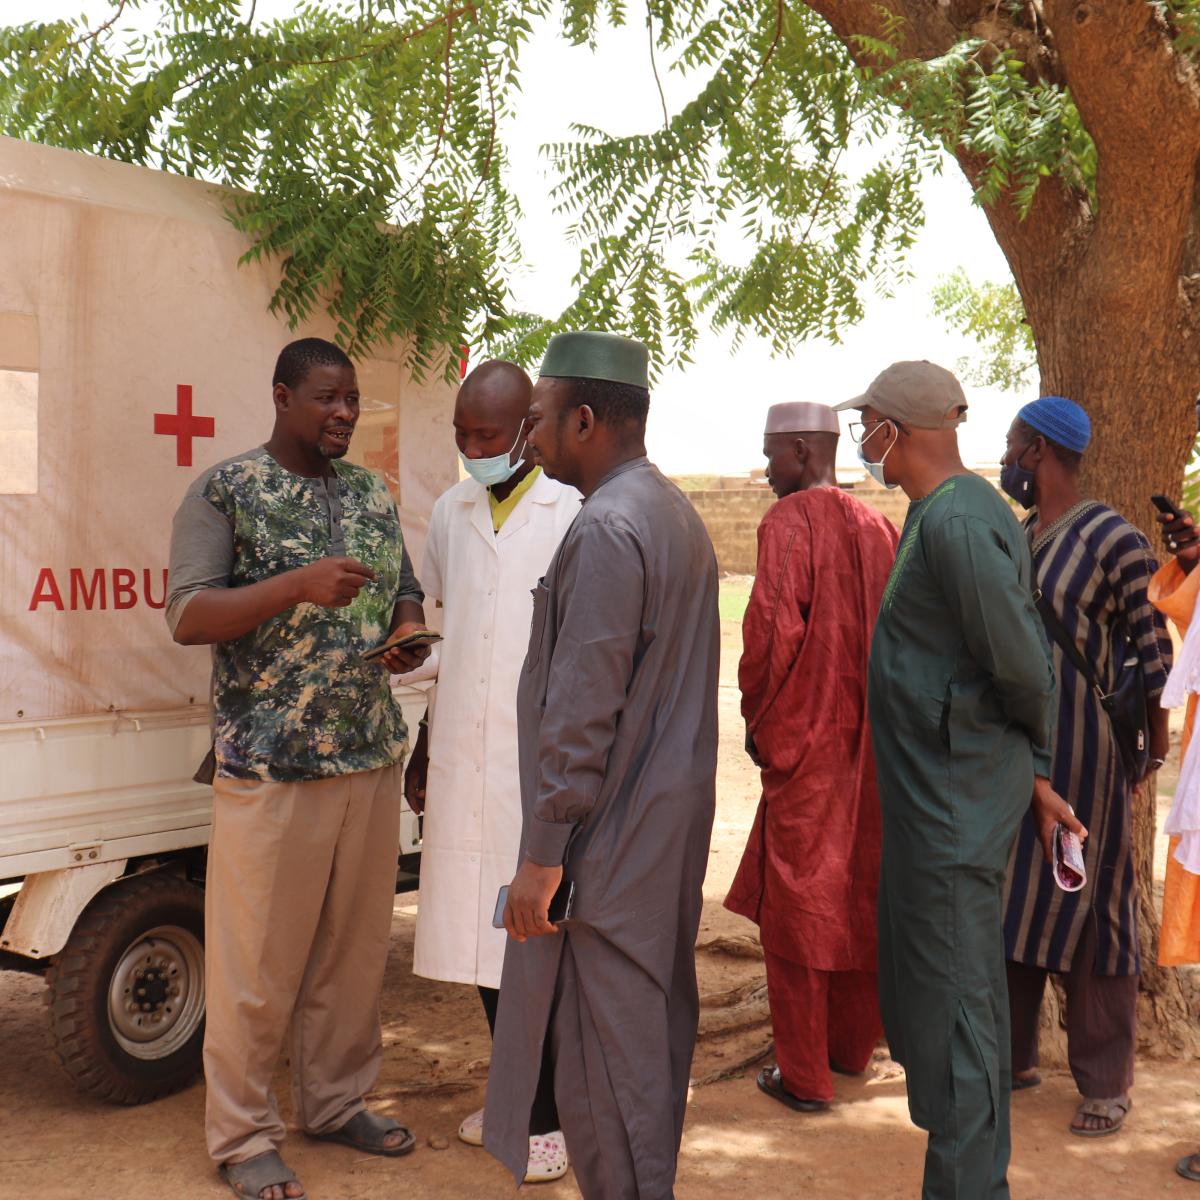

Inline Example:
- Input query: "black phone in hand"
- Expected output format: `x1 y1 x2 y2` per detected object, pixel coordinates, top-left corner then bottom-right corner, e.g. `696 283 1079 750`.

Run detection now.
1152 494 1187 523
492 879 576 929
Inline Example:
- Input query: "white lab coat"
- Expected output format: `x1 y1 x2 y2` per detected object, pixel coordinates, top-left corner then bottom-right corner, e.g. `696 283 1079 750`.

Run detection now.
412 469 580 987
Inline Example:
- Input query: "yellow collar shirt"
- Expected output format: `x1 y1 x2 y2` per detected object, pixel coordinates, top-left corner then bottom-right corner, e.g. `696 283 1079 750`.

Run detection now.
488 466 542 532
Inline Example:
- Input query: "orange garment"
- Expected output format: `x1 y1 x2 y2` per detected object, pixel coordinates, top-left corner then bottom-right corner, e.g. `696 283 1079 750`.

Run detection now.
1148 559 1200 965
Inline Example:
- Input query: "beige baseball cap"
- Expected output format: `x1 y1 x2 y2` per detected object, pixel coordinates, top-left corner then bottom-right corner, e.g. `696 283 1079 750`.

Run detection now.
833 360 968 429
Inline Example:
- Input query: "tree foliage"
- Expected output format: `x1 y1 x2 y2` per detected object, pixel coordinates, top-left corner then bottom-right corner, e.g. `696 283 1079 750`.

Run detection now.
0 0 525 374
1 0 1199 416
931 268 1034 393
0 0 1107 376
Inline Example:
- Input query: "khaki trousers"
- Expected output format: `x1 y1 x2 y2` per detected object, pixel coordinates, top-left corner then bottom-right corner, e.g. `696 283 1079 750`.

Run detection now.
203 764 401 1165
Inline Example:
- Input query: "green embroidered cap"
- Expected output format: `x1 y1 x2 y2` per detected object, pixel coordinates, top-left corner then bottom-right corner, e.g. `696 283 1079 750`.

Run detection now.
539 331 650 389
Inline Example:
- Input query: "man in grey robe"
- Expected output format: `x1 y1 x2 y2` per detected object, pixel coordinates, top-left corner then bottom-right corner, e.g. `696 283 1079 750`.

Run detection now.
483 331 720 1199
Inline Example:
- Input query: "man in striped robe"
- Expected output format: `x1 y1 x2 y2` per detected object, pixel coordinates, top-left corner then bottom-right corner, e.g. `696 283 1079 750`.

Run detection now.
1000 396 1172 1138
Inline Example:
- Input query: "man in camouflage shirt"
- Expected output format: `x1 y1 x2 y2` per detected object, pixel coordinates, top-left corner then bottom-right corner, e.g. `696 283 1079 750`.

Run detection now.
167 338 431 1200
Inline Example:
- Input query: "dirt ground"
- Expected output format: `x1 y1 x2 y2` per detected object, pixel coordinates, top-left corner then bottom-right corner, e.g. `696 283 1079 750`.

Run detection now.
3 604 1200 1199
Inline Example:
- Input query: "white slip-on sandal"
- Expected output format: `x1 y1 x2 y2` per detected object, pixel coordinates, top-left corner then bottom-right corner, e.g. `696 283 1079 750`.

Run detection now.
525 1131 569 1184
457 1108 485 1147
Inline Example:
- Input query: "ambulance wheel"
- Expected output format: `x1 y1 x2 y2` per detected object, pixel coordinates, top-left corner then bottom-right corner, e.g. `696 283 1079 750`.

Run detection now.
45 871 206 1105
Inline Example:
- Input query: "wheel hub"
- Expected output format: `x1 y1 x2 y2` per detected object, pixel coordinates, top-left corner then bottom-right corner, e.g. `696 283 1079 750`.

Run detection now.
133 965 171 1013
107 925 204 1060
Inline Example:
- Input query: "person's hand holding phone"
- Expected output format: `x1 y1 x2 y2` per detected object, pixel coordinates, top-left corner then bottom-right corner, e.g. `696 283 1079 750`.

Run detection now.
1153 495 1200 573
503 859 564 942
376 623 437 673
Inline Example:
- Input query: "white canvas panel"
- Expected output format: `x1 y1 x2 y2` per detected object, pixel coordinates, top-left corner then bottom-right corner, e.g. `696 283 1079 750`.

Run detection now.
0 136 457 722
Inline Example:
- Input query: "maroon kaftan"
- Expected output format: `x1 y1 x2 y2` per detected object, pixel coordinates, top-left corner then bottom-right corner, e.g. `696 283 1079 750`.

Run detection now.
725 486 897 973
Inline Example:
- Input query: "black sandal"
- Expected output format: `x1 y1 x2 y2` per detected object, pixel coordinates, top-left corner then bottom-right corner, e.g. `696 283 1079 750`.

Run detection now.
756 1066 827 1113
1176 1152 1200 1182
220 1150 305 1199
312 1108 416 1158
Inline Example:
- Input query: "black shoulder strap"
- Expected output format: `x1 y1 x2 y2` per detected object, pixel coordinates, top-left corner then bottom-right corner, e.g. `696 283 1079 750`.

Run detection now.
1034 589 1104 698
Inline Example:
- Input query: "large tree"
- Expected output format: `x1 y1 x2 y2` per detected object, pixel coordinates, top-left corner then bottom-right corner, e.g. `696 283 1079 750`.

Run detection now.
3 0 1199 1049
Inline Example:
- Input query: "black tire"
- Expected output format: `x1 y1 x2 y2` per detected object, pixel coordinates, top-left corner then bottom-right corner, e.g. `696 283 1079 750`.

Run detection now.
45 871 206 1105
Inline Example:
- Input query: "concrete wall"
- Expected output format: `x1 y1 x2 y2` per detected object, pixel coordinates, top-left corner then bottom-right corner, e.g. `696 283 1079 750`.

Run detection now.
681 483 910 576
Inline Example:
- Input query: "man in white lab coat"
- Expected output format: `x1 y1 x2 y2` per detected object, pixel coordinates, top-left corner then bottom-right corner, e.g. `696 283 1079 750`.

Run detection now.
403 359 579 1182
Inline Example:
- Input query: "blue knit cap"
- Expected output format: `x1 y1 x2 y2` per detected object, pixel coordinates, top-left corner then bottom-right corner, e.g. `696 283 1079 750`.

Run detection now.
1018 395 1091 453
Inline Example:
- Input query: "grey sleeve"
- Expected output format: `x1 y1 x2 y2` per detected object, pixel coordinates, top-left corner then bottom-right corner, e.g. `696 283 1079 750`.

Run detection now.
524 519 645 866
165 492 234 636
395 537 425 608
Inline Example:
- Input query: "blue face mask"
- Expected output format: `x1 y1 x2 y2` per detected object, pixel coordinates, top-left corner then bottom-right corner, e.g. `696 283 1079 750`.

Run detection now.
459 425 527 488
857 421 898 489
1000 445 1036 509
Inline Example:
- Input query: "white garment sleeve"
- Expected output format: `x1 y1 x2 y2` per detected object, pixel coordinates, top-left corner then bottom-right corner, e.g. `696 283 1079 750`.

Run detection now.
421 495 447 605
1163 611 1200 708
1167 729 1200 873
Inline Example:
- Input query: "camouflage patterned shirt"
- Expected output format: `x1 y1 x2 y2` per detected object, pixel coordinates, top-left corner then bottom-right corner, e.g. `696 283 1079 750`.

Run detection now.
166 447 423 782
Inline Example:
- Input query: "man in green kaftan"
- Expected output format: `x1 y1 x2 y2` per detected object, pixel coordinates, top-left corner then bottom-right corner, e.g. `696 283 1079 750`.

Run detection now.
836 362 1077 1199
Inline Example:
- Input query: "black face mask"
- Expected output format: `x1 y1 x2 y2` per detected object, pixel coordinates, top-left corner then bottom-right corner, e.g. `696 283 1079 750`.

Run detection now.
1000 445 1037 509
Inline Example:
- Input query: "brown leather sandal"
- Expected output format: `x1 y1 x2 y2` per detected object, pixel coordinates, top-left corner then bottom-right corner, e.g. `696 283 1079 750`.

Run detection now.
1070 1095 1131 1138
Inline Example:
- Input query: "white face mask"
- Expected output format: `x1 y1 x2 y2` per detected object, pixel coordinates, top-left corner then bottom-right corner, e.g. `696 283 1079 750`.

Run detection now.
459 424 528 488
857 420 899 489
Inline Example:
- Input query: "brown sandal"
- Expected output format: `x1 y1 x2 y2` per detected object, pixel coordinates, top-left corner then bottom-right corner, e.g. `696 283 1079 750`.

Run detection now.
1070 1095 1131 1138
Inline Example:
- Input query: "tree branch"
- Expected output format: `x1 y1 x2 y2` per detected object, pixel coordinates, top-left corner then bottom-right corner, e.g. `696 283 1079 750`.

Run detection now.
395 7 459 213
453 54 499 234
746 0 786 92
176 4 476 99
803 0 959 65
647 8 669 129
954 150 1088 323
64 0 128 52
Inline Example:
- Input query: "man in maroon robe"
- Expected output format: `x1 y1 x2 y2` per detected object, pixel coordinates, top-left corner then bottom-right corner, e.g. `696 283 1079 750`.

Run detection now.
726 400 898 1111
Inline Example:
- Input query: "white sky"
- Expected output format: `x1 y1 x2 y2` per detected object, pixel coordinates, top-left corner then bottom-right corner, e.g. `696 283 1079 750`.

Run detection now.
14 1 1024 475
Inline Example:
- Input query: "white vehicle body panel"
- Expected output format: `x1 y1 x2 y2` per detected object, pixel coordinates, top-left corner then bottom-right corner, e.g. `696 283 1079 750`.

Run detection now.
0 137 452 962
0 686 427 960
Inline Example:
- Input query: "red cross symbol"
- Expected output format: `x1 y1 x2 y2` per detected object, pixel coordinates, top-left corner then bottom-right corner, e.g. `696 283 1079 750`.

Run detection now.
154 384 215 467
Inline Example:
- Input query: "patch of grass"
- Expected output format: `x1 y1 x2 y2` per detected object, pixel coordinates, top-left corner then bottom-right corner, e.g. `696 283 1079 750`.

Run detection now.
719 579 751 621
